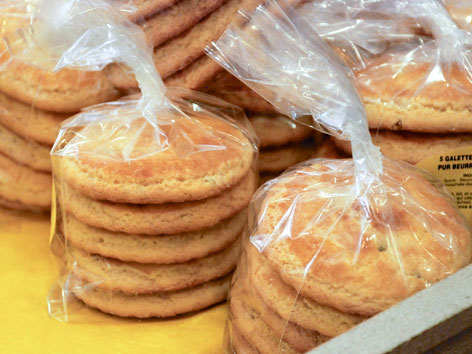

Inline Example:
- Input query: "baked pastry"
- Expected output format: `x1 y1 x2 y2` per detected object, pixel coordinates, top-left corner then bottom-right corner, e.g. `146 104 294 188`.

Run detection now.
59 116 255 204
356 54 472 133
334 130 472 164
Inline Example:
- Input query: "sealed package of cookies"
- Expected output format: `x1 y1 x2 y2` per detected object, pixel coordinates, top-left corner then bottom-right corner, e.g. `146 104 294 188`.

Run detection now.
207 0 472 352
7 0 257 320
0 1 122 213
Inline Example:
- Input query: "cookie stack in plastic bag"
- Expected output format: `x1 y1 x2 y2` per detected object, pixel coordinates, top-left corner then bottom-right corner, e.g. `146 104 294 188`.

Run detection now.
9 0 257 319
207 0 472 352
106 0 267 92
327 1 472 166
0 2 121 212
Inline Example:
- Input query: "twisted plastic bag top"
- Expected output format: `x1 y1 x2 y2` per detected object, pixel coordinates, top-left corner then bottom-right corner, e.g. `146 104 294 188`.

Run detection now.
2 0 256 163
207 0 472 322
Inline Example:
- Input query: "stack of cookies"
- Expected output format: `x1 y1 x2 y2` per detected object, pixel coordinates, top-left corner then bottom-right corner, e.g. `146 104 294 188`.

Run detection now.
226 160 472 353
55 113 256 318
106 0 265 92
204 72 322 185
0 13 119 211
333 53 472 164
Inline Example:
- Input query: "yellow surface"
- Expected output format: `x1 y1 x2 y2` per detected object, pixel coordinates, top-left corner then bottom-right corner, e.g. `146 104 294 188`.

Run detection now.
0 210 227 354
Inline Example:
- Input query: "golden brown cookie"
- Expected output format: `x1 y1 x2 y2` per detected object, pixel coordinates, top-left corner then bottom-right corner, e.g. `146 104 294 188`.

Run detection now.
230 296 299 354
0 58 120 113
0 123 51 172
256 160 471 317
122 0 181 22
64 210 246 263
62 171 255 235
60 116 254 204
0 153 51 209
69 237 240 293
334 130 472 165
228 323 259 354
0 91 67 146
107 0 265 90
72 273 231 318
312 137 348 159
231 278 329 353
247 245 364 337
356 55 472 133
249 114 313 148
204 71 278 114
259 140 314 173
143 0 225 47
165 55 225 90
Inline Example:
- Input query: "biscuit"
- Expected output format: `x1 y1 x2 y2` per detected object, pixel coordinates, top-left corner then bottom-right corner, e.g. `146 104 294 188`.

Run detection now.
356 56 472 133
312 136 348 159
0 92 67 146
0 59 120 113
107 0 265 90
60 116 254 204
257 160 472 316
143 0 225 47
72 273 231 318
334 130 472 165
0 153 51 209
249 114 313 148
0 195 46 212
122 0 181 22
230 296 299 354
0 123 51 172
247 245 364 337
232 279 328 352
69 237 240 293
64 210 246 263
63 171 255 235
204 72 278 114
165 55 225 90
259 140 314 173
228 323 259 354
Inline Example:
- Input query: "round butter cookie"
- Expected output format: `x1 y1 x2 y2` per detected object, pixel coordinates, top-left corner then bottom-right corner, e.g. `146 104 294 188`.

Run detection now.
165 55 225 90
249 114 313 148
356 56 472 133
0 123 51 172
232 279 328 353
0 92 67 146
0 57 120 114
69 237 240 293
312 137 348 159
334 130 472 165
121 0 180 22
0 153 51 209
259 141 314 173
228 324 259 354
257 160 471 317
204 71 278 114
63 171 255 235
64 210 246 263
60 116 254 204
247 246 364 337
230 296 299 354
143 0 225 47
72 273 231 318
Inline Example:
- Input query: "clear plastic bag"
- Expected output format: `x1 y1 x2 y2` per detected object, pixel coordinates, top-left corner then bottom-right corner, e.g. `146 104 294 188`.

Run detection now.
6 0 258 321
0 1 123 212
207 0 472 352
